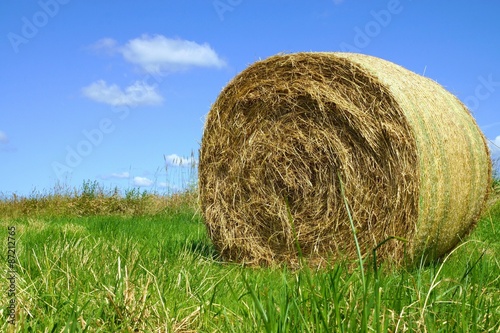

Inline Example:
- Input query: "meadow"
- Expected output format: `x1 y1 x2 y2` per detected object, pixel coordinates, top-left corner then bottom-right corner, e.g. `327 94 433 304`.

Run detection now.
0 180 499 332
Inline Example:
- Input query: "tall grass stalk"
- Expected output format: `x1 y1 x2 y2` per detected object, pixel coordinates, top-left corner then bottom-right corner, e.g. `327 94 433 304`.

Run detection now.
337 172 365 285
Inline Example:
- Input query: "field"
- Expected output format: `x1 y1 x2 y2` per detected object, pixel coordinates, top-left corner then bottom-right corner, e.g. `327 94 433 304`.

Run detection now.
1 181 499 332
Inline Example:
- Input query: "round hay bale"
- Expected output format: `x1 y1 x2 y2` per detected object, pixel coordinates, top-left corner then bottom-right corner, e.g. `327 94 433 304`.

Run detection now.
199 52 491 267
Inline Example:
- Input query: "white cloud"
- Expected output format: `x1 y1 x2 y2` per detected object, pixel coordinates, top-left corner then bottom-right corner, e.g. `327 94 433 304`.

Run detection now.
489 136 500 154
133 176 153 187
88 37 119 55
164 154 196 167
158 181 179 190
493 136 500 147
82 80 163 107
0 131 8 144
82 34 224 106
120 34 226 74
111 171 130 179
101 171 130 180
158 181 183 192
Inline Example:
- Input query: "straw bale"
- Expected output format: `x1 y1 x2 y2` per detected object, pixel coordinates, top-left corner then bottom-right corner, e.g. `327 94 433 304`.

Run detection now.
198 52 491 267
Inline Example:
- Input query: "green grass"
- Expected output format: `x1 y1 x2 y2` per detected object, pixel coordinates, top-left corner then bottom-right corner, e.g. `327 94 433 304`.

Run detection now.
1 185 499 332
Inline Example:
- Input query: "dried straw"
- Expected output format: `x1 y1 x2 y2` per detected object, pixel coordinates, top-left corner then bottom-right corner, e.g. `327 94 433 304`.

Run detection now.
199 52 491 267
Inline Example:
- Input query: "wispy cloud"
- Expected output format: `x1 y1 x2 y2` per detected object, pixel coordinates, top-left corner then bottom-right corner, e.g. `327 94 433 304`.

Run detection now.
82 80 163 107
480 122 500 130
132 176 153 187
157 181 184 192
120 34 226 74
111 171 130 179
0 131 16 152
164 154 196 167
489 136 500 154
88 37 119 55
0 131 8 144
100 171 130 180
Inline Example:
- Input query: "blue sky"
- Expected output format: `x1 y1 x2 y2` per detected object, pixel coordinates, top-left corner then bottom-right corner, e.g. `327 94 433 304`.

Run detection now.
1 0 499 196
